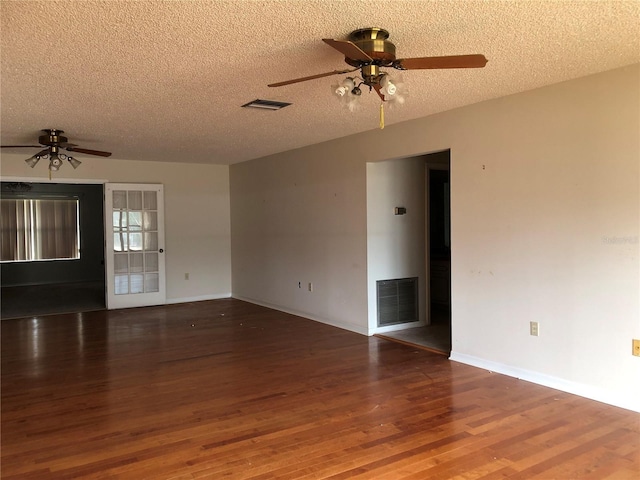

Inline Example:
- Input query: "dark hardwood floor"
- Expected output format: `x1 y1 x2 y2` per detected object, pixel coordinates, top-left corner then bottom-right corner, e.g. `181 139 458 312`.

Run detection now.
2 299 638 479
1 281 106 319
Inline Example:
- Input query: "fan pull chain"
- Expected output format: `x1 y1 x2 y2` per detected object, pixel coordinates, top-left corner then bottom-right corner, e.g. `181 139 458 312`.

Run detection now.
379 103 385 129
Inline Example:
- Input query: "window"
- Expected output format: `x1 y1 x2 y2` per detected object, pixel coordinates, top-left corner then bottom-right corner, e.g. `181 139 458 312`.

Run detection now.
1 198 80 262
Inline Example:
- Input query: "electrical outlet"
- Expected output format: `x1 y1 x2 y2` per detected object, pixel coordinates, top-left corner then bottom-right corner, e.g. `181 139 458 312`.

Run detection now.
633 339 640 357
298 282 301 288
530 321 539 336
308 282 313 292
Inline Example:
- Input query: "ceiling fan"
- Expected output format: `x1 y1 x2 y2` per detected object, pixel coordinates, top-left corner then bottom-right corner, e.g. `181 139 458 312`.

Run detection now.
1 128 112 172
268 28 487 103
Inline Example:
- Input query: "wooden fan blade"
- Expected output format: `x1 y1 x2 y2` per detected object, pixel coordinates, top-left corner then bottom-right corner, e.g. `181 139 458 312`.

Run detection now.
65 146 112 157
322 39 373 62
373 85 386 102
397 54 488 70
1 145 42 148
268 69 356 87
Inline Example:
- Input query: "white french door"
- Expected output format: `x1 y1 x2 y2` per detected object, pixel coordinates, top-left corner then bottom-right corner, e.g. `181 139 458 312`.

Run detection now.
105 183 166 309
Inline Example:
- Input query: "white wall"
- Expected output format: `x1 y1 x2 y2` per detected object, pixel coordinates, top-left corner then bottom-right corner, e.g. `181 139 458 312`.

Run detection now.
447 65 639 412
0 155 232 303
230 64 640 412
366 156 427 333
230 150 369 334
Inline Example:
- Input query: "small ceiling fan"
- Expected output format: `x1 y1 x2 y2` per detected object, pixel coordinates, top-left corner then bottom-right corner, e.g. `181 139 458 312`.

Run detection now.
1 128 112 172
268 28 487 102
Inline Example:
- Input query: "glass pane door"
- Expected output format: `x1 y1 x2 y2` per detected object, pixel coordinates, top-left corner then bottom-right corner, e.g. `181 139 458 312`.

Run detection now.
105 184 165 309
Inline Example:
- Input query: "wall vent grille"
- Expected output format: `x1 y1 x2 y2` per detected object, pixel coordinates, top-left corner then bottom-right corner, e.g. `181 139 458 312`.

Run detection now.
377 277 418 327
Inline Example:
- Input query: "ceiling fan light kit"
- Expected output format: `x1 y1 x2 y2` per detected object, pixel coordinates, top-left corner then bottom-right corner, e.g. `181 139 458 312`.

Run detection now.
68 157 82 169
269 28 486 128
1 129 111 178
25 149 49 168
379 74 406 105
332 77 361 112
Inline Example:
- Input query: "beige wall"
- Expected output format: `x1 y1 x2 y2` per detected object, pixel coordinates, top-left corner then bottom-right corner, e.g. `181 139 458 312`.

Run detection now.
0 156 232 303
230 64 639 411
230 146 368 333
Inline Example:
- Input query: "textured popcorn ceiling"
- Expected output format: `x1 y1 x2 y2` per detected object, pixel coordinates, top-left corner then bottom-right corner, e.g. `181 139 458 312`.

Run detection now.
1 0 638 165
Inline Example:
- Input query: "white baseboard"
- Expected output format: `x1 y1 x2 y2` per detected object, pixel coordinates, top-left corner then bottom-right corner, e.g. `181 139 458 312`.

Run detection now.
165 293 231 304
449 351 640 413
232 295 369 336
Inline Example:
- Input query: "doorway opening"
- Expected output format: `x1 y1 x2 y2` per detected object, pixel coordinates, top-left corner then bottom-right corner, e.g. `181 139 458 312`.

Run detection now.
426 152 451 352
0 182 106 319
373 150 451 354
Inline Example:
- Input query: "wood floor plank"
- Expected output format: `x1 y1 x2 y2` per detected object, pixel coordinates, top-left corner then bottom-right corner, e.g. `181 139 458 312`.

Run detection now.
2 299 639 479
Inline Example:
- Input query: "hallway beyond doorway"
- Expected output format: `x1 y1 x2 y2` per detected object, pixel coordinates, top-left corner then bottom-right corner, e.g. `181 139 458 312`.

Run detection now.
376 304 451 355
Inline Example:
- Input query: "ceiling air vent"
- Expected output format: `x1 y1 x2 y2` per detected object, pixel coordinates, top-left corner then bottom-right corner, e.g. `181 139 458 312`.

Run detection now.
241 99 291 110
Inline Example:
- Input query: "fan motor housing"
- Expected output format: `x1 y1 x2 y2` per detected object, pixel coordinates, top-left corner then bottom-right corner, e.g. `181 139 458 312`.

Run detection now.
39 129 67 146
346 28 396 66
